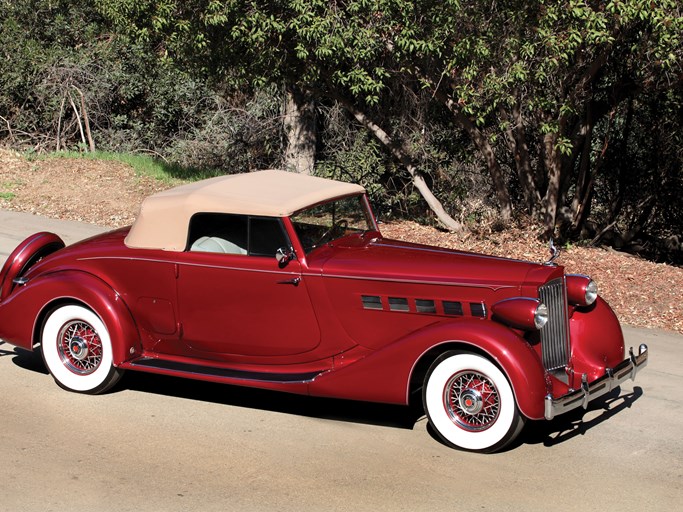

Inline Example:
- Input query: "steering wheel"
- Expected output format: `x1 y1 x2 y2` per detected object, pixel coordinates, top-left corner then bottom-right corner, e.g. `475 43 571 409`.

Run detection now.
312 219 348 248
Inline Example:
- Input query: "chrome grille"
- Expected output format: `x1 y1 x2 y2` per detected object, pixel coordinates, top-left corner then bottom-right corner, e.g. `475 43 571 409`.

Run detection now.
538 277 570 371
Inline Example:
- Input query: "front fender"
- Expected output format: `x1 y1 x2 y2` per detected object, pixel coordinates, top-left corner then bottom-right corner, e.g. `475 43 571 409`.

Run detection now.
569 296 625 381
308 319 548 420
0 269 141 365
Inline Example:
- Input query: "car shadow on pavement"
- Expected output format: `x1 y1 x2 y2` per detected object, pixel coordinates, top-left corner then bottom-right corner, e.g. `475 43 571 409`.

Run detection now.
5 344 49 375
517 386 644 449
122 370 424 430
5 343 422 429
421 386 644 452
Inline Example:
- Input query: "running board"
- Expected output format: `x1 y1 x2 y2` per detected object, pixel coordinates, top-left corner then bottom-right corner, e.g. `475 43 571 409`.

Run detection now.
126 357 324 384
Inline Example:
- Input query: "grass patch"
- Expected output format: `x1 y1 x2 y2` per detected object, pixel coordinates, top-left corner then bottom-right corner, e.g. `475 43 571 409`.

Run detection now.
1 180 18 201
26 150 223 183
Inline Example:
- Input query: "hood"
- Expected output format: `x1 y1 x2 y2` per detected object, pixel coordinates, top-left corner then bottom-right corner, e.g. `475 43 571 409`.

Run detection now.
320 237 561 291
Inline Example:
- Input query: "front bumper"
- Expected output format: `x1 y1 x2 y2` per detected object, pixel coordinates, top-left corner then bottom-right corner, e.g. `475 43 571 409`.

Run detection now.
544 344 649 421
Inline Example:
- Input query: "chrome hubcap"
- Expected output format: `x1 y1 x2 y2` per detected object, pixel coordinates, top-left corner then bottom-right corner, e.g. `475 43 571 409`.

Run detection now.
57 320 103 375
444 370 500 432
459 389 484 415
68 337 89 361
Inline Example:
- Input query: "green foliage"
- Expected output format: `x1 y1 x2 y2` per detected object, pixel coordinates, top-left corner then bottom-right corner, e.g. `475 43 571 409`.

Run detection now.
1 0 681 259
0 0 283 172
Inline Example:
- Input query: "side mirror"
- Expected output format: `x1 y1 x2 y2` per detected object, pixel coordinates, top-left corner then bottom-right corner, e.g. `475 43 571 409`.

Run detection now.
275 247 295 266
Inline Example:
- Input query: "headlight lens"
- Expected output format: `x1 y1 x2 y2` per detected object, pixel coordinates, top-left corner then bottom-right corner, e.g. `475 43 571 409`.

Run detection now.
534 303 549 330
566 274 598 306
492 298 548 331
585 279 598 305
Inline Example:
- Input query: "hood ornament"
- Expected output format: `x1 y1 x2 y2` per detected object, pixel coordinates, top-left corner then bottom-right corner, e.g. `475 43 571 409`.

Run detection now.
543 237 560 266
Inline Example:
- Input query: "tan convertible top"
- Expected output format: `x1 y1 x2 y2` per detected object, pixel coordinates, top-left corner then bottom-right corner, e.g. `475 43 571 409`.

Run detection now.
124 169 365 251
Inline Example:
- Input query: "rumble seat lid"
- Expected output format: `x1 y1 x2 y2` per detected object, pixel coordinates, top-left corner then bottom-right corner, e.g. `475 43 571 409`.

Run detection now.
124 170 365 251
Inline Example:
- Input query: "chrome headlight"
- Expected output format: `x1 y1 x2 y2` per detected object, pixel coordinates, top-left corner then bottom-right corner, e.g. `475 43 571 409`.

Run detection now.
584 279 598 305
534 303 549 329
492 298 548 331
566 274 598 307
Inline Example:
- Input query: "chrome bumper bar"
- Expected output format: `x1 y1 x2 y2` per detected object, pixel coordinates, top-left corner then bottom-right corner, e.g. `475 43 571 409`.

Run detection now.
544 344 648 421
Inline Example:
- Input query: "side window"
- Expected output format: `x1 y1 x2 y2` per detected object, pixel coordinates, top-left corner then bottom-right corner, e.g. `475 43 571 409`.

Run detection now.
188 213 288 257
188 213 248 254
249 217 289 257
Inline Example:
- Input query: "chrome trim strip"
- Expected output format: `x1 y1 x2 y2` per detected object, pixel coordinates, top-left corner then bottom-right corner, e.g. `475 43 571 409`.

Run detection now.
78 256 300 277
80 257 515 290
544 344 649 420
315 272 516 291
128 357 323 384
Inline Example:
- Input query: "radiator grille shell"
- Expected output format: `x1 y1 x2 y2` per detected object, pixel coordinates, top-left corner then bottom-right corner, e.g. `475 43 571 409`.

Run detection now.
538 277 571 371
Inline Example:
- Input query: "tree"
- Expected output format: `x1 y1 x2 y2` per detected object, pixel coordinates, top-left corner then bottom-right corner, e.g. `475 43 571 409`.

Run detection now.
266 0 681 236
94 0 467 230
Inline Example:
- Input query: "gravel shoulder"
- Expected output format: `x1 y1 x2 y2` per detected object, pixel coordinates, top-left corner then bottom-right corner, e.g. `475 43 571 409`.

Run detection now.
1 148 681 333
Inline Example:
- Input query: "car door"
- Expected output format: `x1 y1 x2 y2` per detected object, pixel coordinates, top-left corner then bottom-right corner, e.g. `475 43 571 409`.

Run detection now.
176 213 321 359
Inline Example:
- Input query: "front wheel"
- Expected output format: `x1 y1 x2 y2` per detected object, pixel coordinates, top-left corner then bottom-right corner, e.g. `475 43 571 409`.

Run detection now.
423 351 525 452
41 304 123 394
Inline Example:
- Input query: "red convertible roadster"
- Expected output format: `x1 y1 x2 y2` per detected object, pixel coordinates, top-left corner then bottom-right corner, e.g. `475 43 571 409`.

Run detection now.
0 170 648 452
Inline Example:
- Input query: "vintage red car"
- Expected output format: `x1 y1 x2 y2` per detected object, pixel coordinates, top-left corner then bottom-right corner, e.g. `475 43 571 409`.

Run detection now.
0 170 648 452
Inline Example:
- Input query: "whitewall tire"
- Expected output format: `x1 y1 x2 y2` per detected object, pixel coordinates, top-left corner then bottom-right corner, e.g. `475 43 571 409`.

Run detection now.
423 351 525 452
41 304 123 394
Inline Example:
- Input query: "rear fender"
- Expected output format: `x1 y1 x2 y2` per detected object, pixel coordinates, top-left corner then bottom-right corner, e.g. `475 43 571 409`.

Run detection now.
0 270 141 364
0 232 65 302
308 319 547 420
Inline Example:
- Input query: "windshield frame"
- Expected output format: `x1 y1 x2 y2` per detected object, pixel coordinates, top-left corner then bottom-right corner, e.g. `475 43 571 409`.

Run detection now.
289 193 379 255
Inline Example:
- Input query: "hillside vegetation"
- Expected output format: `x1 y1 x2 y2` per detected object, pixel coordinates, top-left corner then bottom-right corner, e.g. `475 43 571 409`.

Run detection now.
0 1 681 263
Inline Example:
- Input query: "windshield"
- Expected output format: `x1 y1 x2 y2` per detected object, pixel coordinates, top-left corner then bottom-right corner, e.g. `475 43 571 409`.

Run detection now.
291 194 376 254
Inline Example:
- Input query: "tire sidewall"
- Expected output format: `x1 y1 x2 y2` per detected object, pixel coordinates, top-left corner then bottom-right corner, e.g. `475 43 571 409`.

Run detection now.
424 352 518 452
41 304 116 393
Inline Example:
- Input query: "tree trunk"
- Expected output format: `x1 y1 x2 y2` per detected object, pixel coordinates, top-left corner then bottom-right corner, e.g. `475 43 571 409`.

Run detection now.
457 113 512 221
500 101 540 213
542 132 562 238
337 97 465 232
568 106 595 231
436 91 512 220
283 85 316 174
73 86 95 152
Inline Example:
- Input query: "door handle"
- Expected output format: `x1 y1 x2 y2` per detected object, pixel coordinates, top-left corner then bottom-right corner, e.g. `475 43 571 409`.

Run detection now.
277 277 301 286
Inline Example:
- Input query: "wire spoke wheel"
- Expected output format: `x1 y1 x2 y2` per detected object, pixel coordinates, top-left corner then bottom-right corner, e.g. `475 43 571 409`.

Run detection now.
41 304 122 394
445 371 500 431
423 351 525 452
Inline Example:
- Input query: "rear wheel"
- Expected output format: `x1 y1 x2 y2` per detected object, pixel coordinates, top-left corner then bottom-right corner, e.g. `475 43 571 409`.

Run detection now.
41 304 123 394
423 351 525 452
